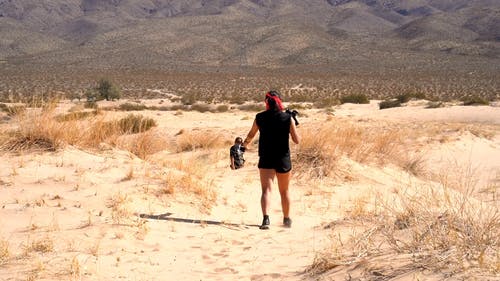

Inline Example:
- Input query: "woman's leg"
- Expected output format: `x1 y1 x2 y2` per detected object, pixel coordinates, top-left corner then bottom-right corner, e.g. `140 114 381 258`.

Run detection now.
259 169 275 216
276 171 291 219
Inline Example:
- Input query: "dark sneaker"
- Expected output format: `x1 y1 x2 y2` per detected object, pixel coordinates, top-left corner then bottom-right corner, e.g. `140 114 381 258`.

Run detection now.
259 216 270 230
283 217 292 228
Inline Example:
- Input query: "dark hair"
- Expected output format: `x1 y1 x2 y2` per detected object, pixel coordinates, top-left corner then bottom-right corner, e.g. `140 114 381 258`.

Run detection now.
235 137 243 144
265 90 283 111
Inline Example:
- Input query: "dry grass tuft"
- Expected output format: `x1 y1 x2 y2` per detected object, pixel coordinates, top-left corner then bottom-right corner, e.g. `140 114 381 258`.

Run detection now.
295 121 402 178
308 179 500 279
1 108 78 151
174 130 227 152
159 154 217 212
117 130 169 159
1 106 159 155
25 236 55 254
69 256 81 279
0 237 9 265
106 192 132 224
160 170 217 213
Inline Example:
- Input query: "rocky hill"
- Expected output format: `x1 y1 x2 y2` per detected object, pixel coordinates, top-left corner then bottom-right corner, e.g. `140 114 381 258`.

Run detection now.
0 0 499 70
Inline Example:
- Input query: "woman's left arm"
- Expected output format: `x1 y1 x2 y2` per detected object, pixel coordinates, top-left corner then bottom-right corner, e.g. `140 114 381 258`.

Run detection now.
290 121 300 144
243 119 259 148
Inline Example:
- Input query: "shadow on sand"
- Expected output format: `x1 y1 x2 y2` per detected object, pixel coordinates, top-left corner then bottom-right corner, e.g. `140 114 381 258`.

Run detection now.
139 213 260 229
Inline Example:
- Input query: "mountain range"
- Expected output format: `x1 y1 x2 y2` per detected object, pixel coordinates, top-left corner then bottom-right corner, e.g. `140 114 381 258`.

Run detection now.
0 0 499 71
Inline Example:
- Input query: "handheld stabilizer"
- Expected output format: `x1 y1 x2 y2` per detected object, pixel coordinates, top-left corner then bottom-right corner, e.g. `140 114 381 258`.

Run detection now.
286 109 299 126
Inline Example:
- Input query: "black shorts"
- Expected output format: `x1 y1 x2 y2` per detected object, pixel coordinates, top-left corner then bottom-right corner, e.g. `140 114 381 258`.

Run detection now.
258 155 292 173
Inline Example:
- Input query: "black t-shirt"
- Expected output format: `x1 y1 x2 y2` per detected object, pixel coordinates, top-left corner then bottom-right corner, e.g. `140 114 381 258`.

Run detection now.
255 110 291 158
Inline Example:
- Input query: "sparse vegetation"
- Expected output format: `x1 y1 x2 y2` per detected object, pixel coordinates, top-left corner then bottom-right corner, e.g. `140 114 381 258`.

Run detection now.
340 94 369 104
106 192 131 224
26 237 54 254
308 180 500 279
295 121 403 178
174 130 227 152
118 102 148 111
379 99 402 110
426 101 444 109
55 110 98 122
462 95 490 106
96 78 121 101
116 114 157 134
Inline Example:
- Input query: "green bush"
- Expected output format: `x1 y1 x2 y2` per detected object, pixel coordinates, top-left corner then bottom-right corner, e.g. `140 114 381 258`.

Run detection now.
379 99 401 110
462 96 489 106
117 114 157 134
340 94 369 104
96 79 121 101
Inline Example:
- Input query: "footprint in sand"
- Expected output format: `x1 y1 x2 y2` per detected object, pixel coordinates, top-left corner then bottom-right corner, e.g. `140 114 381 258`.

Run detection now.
214 267 238 274
251 273 282 280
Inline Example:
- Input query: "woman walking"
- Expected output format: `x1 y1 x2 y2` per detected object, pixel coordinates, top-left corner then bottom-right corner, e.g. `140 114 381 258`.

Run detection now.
243 91 300 229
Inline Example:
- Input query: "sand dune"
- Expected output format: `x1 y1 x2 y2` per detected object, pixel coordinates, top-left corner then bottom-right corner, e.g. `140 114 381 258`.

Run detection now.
0 101 498 280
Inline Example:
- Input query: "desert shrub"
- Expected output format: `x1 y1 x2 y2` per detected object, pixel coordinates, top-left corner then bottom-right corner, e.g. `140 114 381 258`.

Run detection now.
168 104 189 111
314 97 340 108
425 101 444 109
117 130 169 159
462 95 489 106
180 92 197 105
395 92 426 103
294 126 340 178
190 103 211 113
55 111 98 122
117 114 157 134
118 102 148 111
0 103 8 112
2 105 26 116
238 103 263 112
96 78 121 101
411 92 427 100
84 101 98 109
287 103 312 110
295 121 403 178
396 93 412 103
379 99 401 110
215 104 229 112
1 109 76 151
229 94 246 105
81 117 120 147
340 94 369 104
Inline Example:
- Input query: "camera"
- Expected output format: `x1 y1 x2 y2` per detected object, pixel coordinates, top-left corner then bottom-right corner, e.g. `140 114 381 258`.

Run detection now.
285 109 299 126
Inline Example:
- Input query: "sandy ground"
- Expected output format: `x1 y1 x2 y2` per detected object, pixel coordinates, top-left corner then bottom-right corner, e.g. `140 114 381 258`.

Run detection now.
0 100 499 280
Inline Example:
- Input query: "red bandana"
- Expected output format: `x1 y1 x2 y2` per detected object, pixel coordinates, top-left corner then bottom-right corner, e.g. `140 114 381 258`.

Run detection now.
265 92 284 111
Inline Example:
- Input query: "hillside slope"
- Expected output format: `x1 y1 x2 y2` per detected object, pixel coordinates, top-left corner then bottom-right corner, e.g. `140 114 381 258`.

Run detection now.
0 0 499 69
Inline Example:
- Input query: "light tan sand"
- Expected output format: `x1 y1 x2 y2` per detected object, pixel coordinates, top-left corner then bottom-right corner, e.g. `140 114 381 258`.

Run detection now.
0 101 498 280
